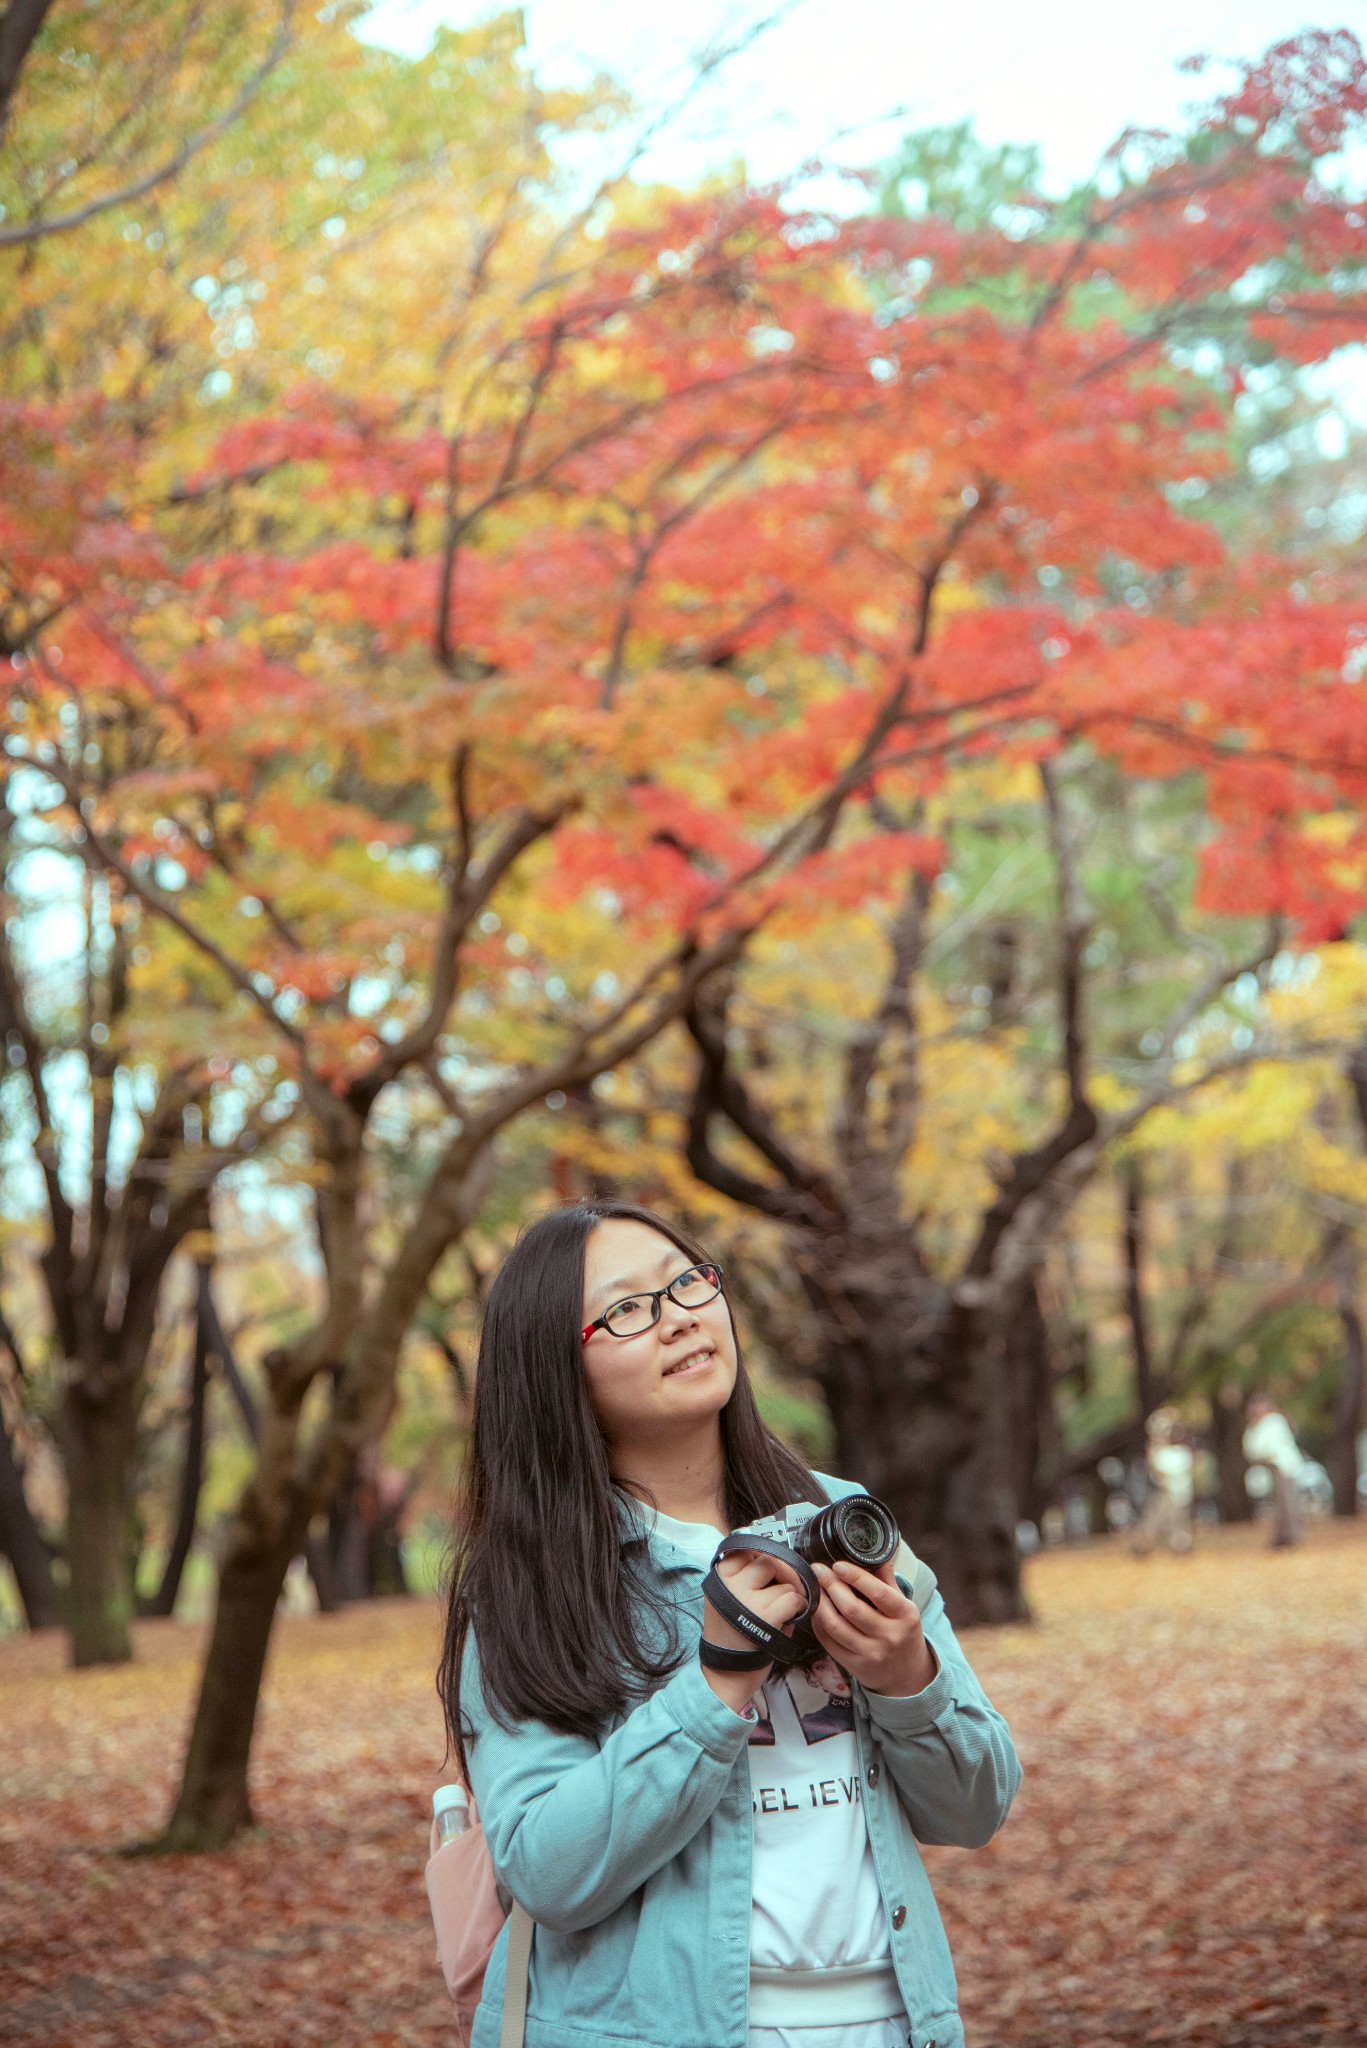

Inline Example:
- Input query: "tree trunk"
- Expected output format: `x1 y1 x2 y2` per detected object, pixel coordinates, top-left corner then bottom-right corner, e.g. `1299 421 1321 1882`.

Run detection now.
922 1297 1029 1624
140 1268 211 1619
302 1527 339 1611
158 1135 490 1849
63 1375 140 1665
1209 1379 1252 1523
1121 1158 1156 1416
368 1498 411 1597
159 1515 300 1850
803 1229 1027 1628
0 0 55 137
1328 1235 1364 1517
0 1395 61 1629
1004 1270 1059 1530
202 1283 260 1446
326 1457 372 1601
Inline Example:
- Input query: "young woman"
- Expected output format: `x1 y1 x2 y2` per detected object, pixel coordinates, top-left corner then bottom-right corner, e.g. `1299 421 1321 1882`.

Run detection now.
440 1201 1020 2048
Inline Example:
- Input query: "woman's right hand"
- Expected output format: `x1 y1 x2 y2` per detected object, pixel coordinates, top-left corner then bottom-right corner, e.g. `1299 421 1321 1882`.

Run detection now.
700 1550 808 1715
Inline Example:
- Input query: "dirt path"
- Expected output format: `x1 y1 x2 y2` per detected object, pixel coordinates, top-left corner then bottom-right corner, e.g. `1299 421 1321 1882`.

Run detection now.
2 1519 1363 2046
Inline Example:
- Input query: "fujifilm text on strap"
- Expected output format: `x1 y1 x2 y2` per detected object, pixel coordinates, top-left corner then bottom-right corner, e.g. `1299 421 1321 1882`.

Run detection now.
699 1495 900 1669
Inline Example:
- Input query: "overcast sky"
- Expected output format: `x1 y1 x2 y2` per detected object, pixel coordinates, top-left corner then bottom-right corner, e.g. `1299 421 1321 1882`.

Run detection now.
359 0 1365 195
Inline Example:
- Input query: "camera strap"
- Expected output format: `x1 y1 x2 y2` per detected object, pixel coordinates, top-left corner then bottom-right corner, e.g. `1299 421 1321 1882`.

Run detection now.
701 1536 820 1670
698 1636 771 1672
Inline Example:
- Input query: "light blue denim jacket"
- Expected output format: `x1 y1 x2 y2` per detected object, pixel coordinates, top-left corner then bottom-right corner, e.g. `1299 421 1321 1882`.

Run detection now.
463 1474 1021 2048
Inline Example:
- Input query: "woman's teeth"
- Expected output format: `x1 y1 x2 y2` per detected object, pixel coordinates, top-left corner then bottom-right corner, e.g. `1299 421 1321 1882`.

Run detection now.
665 1349 712 1376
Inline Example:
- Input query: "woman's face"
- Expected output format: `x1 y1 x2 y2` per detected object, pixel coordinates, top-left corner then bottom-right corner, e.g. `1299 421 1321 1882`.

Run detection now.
581 1219 738 1452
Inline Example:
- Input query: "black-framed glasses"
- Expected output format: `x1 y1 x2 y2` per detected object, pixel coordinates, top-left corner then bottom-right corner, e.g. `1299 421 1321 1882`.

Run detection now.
582 1263 724 1343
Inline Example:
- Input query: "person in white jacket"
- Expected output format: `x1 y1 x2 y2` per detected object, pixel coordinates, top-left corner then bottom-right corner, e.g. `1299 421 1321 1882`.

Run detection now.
1242 1394 1306 1548
1131 1407 1195 1556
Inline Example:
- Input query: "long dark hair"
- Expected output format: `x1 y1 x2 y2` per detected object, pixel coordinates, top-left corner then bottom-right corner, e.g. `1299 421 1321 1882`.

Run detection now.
438 1200 823 1767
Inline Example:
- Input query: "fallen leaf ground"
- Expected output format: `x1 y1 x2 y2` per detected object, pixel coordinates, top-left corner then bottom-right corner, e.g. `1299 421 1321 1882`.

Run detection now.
1 1519 1363 2048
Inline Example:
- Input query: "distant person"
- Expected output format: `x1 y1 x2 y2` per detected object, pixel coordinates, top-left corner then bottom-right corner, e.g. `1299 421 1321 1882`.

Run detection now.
1242 1393 1305 1548
1131 1407 1194 1556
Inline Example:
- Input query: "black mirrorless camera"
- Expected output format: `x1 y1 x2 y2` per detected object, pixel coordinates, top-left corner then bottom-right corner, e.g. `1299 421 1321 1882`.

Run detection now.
735 1495 899 1573
701 1493 900 1671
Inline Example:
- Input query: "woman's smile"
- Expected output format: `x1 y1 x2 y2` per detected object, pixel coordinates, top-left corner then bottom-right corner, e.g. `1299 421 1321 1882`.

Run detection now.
662 1344 717 1380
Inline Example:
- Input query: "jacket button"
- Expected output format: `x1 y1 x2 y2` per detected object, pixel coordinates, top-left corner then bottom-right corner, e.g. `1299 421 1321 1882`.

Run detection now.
891 1904 906 1929
867 1761 880 1788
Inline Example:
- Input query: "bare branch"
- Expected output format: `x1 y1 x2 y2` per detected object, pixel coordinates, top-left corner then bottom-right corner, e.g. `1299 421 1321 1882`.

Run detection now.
33 761 310 1052
195 808 306 956
451 743 473 887
686 988 837 1226
358 796 569 1099
1085 709 1367 784
1104 1033 1345 1148
869 863 935 1166
1158 1155 1245 1384
164 462 290 509
1156 919 1282 1066
1120 1155 1157 1415
525 2 800 292
200 1280 260 1446
952 764 1101 1294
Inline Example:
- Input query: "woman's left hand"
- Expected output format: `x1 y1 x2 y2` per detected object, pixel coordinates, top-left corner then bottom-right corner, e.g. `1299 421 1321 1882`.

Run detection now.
811 1559 938 1697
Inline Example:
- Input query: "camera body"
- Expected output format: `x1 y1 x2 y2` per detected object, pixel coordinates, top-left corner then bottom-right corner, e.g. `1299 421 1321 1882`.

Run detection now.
734 1493 900 1574
705 1493 901 1669
733 1490 901 1564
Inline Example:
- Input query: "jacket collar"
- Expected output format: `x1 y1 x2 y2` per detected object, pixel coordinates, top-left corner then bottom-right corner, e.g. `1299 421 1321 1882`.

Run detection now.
615 1491 717 1578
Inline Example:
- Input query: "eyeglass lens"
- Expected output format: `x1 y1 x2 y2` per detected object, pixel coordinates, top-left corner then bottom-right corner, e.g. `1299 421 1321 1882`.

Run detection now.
603 1266 720 1336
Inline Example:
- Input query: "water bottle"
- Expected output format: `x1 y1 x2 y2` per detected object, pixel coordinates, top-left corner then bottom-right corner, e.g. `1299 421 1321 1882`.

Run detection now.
432 1783 470 1848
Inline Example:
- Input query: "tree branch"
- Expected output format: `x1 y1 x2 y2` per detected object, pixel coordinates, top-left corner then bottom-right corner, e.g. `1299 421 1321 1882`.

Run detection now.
36 764 310 1055
1038 756 1092 1110
356 794 569 1102
0 0 297 248
838 844 932 1167
953 762 1102 1296
0 0 53 140
0 852 77 1324
685 988 837 1226
1120 1155 1157 1416
200 1275 260 1446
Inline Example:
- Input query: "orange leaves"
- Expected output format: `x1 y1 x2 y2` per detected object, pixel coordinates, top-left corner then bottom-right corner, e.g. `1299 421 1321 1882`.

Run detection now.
549 826 717 931
1203 28 1367 155
627 783 755 874
728 687 872 811
0 395 163 626
5 14 1366 1105
1196 830 1366 945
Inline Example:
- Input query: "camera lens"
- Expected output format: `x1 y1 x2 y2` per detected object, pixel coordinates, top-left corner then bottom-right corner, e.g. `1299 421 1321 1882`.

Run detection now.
840 1507 887 1560
797 1494 899 1570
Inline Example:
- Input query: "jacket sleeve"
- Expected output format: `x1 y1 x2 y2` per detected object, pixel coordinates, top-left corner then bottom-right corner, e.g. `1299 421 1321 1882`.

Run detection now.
861 1584 1022 1849
461 1635 753 1934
